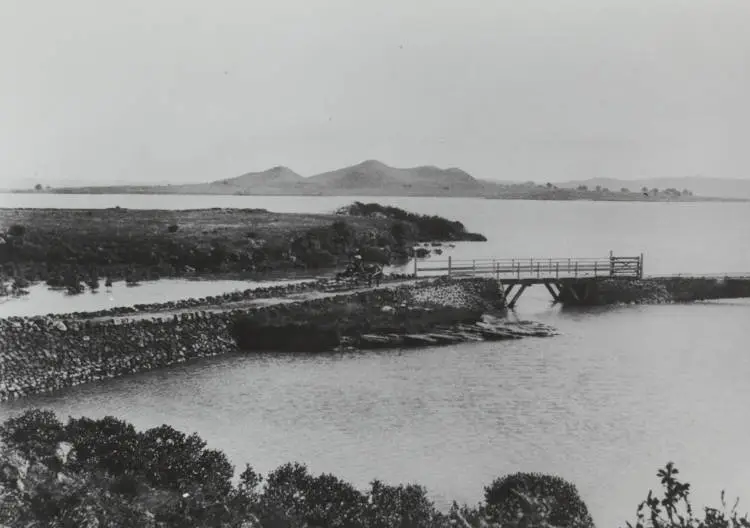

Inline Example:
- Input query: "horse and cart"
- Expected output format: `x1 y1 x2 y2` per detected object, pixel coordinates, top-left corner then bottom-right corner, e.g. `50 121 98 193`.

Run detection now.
334 255 384 287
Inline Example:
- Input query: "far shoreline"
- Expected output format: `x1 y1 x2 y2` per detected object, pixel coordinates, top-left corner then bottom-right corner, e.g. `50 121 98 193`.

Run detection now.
4 189 750 204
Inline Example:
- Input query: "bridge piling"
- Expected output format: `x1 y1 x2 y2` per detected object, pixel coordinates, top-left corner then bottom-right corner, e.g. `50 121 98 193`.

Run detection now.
543 282 561 303
507 284 528 309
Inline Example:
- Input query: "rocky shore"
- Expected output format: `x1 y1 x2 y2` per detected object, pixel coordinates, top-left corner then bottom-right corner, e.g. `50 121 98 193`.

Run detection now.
0 277 556 402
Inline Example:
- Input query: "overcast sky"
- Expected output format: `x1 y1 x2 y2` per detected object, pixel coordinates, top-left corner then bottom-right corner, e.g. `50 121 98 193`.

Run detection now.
1 0 749 187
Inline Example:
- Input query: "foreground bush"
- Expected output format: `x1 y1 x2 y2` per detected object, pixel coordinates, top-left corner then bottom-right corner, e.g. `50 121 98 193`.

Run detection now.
483 472 594 527
624 462 750 528
2 409 748 527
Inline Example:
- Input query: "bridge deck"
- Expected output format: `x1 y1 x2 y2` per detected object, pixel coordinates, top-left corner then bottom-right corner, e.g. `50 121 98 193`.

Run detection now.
415 254 644 281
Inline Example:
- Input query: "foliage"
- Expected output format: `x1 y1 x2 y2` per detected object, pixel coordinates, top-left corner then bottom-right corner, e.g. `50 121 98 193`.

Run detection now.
483 472 594 527
338 202 486 241
366 480 446 528
8 224 26 237
9 411 744 528
138 424 233 495
624 462 750 528
359 246 391 265
0 408 64 461
65 415 141 475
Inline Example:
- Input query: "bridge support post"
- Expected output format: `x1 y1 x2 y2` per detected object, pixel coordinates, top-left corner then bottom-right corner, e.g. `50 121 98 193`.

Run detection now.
507 284 528 309
448 256 452 277
639 253 644 279
543 281 561 303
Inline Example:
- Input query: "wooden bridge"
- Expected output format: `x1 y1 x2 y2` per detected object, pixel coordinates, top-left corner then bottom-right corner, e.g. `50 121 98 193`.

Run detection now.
414 252 644 308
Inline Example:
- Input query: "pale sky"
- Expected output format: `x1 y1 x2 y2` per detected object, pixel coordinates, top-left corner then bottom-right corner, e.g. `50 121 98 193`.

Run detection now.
1 0 749 187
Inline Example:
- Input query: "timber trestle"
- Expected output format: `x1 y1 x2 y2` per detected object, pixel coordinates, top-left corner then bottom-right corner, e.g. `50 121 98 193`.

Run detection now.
500 278 592 308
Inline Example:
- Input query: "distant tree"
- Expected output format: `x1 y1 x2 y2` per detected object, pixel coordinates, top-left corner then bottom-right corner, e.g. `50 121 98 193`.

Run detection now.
602 187 610 192
621 187 630 193
595 185 602 192
546 182 553 189
577 185 588 191
641 186 648 193
682 188 693 196
651 188 659 194
34 183 42 191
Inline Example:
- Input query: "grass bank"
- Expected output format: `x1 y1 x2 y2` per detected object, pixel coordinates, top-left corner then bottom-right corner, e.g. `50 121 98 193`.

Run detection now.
0 202 485 287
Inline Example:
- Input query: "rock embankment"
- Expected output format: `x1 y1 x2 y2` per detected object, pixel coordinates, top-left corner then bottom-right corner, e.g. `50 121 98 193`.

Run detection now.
1 277 556 402
51 273 415 321
232 277 557 352
558 277 750 306
0 312 237 401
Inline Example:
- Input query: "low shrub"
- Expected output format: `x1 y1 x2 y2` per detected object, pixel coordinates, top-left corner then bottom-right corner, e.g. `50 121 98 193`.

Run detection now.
0 408 64 461
3 410 749 528
625 462 750 528
483 472 594 528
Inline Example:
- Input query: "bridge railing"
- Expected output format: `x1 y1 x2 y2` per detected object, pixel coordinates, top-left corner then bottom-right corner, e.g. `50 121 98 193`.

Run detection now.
414 254 643 280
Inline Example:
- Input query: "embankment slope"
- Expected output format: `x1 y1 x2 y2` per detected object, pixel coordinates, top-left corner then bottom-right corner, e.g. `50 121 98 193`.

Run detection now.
0 278 556 401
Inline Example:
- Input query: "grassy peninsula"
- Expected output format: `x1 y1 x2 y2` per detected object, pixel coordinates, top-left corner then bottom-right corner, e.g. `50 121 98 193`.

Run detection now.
0 202 485 288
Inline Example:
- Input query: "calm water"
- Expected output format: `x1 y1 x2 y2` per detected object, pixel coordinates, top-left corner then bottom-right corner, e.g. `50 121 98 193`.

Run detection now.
2 193 750 527
0 278 313 318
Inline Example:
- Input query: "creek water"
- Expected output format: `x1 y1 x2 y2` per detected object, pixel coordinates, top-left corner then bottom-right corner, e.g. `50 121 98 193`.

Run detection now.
2 193 750 527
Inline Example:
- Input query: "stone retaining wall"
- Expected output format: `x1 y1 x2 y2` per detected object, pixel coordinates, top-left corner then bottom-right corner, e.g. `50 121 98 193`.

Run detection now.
0 312 238 401
50 273 415 320
0 277 511 402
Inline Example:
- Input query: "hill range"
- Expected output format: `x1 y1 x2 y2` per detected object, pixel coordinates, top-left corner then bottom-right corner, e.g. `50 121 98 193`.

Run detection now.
18 160 750 201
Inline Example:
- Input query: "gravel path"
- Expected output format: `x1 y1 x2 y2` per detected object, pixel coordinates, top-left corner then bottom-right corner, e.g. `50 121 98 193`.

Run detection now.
84 278 427 323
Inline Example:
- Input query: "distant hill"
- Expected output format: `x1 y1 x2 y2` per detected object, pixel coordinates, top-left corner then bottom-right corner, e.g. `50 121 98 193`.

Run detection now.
215 166 306 187
15 162 750 201
556 177 750 199
39 160 486 197
308 160 481 195
163 166 317 195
